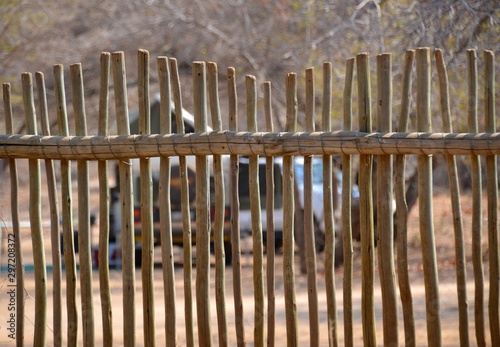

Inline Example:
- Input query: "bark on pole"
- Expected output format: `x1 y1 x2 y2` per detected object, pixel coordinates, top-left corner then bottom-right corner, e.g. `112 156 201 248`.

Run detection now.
395 49 416 347
376 52 398 347
435 48 469 347
22 72 47 347
193 61 213 347
138 49 156 347
416 47 441 347
356 52 377 347
342 57 355 347
283 72 299 346
169 57 194 347
97 51 113 347
227 66 246 347
112 51 136 347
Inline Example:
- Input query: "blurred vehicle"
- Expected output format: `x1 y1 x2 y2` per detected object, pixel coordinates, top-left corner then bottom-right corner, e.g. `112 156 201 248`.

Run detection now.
102 95 231 267
294 156 360 265
236 156 284 247
235 155 359 266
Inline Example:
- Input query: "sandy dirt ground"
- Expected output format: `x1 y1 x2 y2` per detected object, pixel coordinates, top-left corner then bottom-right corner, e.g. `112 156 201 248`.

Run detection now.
0 247 493 346
0 163 497 345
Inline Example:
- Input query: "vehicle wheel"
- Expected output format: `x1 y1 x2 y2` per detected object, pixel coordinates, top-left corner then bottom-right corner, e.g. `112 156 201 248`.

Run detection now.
314 217 325 253
224 241 232 265
135 248 142 268
334 234 344 267
263 232 283 250
274 238 283 250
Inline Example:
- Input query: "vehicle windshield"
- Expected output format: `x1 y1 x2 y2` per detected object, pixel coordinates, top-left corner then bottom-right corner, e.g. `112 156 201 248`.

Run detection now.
294 158 323 185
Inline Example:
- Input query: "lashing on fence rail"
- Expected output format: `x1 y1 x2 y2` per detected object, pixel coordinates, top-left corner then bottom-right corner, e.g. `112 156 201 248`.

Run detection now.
1 47 499 347
1 131 499 159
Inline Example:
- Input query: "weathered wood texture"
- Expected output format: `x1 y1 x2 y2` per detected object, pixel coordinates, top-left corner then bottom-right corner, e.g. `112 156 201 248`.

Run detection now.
97 51 113 347
322 61 339 347
111 51 136 347
71 62 96 347
484 50 499 347
341 57 355 347
169 56 195 347
264 80 276 347
395 49 416 347
376 53 398 347
1 48 498 347
1 131 498 159
3 82 25 347
193 61 213 347
54 63 79 347
283 72 299 346
36 71 62 346
435 48 469 347
137 49 156 347
157 56 177 347
416 47 441 347
22 72 47 347
208 61 229 347
227 66 246 347
303 67 320 347
356 52 377 347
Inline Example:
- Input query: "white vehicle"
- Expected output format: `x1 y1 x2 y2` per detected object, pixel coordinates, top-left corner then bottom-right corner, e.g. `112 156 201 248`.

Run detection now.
235 155 355 261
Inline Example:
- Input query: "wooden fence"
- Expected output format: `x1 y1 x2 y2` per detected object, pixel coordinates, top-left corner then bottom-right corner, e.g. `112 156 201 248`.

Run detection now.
0 47 499 346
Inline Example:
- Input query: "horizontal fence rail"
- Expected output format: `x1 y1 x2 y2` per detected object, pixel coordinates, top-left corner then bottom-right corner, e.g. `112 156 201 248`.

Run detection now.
1 131 499 158
0 47 499 346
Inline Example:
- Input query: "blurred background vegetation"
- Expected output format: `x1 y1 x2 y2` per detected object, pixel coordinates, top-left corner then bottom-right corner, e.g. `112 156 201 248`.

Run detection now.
0 0 498 134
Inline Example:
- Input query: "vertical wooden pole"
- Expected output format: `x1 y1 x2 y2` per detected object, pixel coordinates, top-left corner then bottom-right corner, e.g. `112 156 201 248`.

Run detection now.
169 57 195 347
70 62 95 346
138 49 156 347
158 56 177 347
3 82 25 347
22 72 47 347
246 74 265 347
416 47 441 347
435 48 469 347
193 61 213 347
322 61 339 347
467 48 486 347
112 51 136 347
283 72 298 346
356 52 377 347
208 61 229 347
35 71 62 346
97 51 113 346
228 66 246 347
304 67 319 347
264 80 276 347
376 53 398 346
342 57 355 347
484 50 499 347
54 64 78 346
395 49 416 347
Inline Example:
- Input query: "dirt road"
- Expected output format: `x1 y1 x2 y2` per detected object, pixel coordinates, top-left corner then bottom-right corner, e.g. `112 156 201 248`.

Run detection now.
1 242 491 346
0 192 496 346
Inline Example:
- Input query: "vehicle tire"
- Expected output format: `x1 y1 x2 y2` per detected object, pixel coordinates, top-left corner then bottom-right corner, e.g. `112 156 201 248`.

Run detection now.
334 235 344 267
263 232 283 250
274 238 283 250
135 248 142 268
224 241 232 266
314 217 325 253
